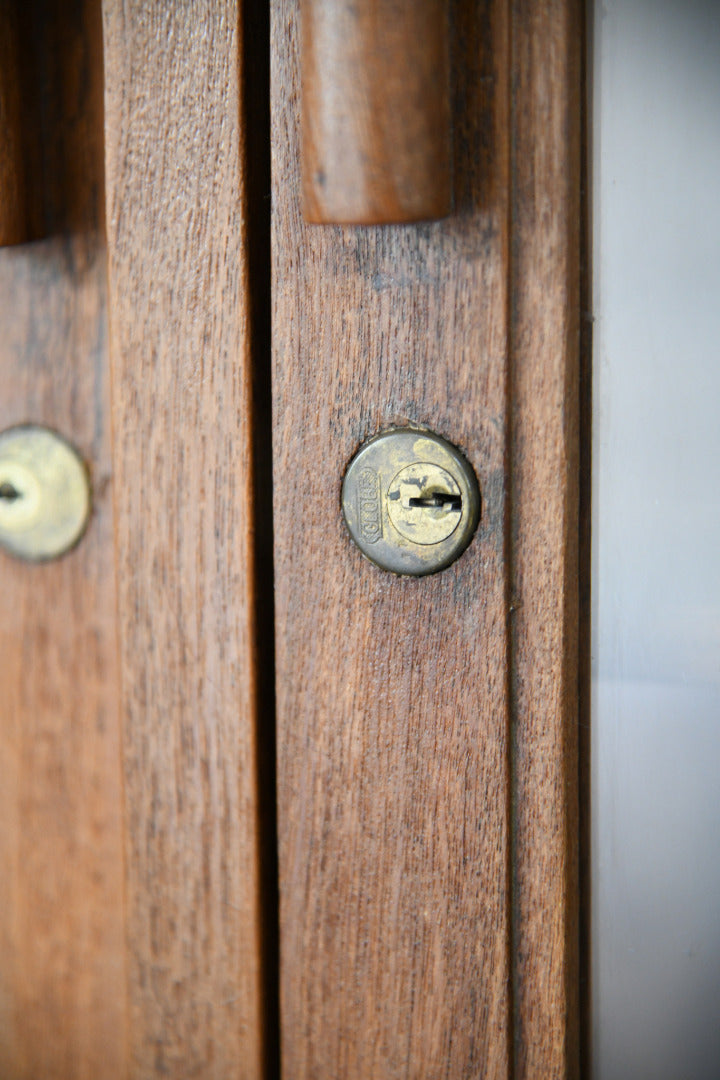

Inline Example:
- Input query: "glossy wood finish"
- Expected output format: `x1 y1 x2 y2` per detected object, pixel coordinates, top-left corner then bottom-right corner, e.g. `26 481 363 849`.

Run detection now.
0 3 127 1076
301 0 451 224
275 0 512 1074
103 2 267 1075
274 0 582 1075
510 1 582 1076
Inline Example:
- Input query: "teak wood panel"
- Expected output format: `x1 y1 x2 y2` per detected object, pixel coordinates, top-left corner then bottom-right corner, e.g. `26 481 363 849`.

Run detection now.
272 0 582 1077
103 2 267 1076
0 247 126 1080
273 0 513 1076
0 3 127 1077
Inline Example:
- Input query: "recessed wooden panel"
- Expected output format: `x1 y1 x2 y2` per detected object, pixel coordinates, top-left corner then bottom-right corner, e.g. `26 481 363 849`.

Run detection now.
272 1 513 1076
103 3 266 1075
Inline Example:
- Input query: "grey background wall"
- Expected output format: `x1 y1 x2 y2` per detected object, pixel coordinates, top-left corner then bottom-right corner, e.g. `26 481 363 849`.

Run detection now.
592 2 720 1077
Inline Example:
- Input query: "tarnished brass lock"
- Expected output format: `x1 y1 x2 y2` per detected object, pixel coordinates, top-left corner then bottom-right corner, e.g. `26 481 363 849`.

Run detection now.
341 428 480 576
0 425 91 562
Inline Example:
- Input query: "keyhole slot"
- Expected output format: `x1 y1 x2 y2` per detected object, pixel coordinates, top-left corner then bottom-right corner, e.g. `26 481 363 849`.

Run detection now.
0 481 21 502
408 491 462 512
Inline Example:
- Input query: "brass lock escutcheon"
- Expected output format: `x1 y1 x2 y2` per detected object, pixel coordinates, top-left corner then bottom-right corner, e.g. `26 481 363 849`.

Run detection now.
342 428 480 576
0 425 91 562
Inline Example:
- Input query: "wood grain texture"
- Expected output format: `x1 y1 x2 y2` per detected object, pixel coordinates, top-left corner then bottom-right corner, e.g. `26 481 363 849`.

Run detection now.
103 3 266 1076
509 1 582 1077
275 0 583 1074
274 0 512 1076
0 7 26 245
301 0 451 224
0 239 126 1080
0 4 126 1075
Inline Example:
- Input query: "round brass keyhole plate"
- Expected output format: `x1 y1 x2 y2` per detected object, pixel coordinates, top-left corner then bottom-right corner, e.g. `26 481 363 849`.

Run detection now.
0 425 91 562
342 428 480 576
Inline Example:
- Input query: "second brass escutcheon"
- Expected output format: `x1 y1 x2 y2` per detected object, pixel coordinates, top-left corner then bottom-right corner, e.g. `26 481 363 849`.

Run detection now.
341 428 480 576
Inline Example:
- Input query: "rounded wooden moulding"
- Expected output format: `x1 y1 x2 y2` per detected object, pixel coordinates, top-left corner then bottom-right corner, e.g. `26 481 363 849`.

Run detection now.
301 0 452 225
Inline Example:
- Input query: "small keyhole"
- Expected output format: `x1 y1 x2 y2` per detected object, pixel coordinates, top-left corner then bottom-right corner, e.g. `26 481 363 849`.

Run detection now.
409 491 462 511
0 482 21 502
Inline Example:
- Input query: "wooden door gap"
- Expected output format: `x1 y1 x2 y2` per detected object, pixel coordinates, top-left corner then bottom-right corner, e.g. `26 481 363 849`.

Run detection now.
242 2 280 1077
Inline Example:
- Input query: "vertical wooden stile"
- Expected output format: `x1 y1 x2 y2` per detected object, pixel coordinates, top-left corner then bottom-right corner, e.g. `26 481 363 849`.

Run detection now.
0 2 127 1076
103 3 267 1075
272 0 513 1076
510 1 583 1076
